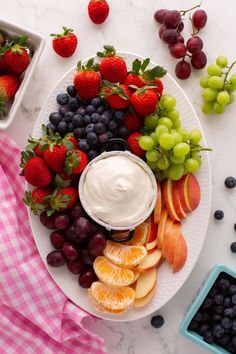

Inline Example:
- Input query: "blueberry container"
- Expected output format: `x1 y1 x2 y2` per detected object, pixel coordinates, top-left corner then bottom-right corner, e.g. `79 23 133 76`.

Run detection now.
180 264 236 354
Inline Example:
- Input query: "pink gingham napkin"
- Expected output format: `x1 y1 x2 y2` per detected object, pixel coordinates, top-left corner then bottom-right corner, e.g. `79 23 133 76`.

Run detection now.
0 132 106 354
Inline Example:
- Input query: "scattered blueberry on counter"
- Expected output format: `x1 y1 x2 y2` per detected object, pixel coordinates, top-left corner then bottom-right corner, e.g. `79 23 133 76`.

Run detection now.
225 177 236 189
214 210 224 220
151 315 165 328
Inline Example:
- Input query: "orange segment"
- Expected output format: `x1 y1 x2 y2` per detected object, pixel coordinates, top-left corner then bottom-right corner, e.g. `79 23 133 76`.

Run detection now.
93 256 135 287
130 222 149 246
88 290 127 314
89 281 135 312
103 240 147 268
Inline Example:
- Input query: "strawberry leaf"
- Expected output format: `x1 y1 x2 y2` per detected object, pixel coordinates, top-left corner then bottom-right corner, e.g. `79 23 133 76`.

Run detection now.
140 58 150 73
132 59 141 74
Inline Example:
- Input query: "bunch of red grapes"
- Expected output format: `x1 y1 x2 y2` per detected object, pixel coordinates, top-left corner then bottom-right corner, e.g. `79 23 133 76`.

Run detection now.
40 201 108 289
154 6 208 80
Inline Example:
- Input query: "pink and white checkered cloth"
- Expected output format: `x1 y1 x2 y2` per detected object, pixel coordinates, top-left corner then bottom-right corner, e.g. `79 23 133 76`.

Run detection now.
0 132 106 354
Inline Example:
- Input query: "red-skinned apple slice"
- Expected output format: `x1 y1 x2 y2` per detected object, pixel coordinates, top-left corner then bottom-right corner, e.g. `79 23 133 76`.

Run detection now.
187 173 201 211
162 222 181 259
157 208 168 249
172 181 187 220
134 281 157 308
154 181 162 224
172 234 187 273
145 215 158 253
135 268 157 299
162 179 181 222
136 249 162 272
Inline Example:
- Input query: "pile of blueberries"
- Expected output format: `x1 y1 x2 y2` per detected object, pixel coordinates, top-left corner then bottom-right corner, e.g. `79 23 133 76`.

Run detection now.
47 85 130 160
188 272 236 353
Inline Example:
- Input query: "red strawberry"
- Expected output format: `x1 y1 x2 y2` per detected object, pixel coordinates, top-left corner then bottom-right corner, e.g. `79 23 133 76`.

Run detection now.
43 144 68 174
122 112 144 132
24 187 52 214
103 82 131 109
50 27 78 58
97 45 127 83
123 73 145 89
0 75 20 115
130 87 158 116
34 144 44 156
20 150 52 187
88 0 110 24
50 187 78 211
54 172 79 187
65 149 88 175
64 135 78 149
74 59 101 100
1 36 30 74
0 56 6 73
127 132 145 157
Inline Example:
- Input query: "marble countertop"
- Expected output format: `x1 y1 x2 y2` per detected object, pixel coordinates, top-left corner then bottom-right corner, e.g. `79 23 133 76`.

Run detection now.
2 0 236 353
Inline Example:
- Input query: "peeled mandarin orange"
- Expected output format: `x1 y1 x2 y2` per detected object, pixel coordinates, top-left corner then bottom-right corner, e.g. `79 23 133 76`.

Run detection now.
88 290 126 314
129 222 149 246
103 240 147 268
93 256 135 287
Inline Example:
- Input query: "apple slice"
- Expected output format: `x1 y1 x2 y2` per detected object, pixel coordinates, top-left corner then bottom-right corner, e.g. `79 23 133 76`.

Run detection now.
145 215 158 253
172 234 187 273
154 181 162 224
136 249 162 272
172 181 187 220
162 222 181 260
135 268 157 299
162 179 181 222
134 282 157 308
186 173 201 211
175 175 191 213
157 208 168 249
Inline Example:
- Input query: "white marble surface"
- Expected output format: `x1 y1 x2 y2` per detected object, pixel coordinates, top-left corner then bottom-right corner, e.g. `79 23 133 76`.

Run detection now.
2 0 236 353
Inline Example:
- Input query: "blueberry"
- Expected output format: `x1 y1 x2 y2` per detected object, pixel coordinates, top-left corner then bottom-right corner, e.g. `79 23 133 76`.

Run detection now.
91 97 102 108
232 294 236 305
108 120 117 132
98 133 109 144
78 139 90 151
114 110 125 120
58 105 69 117
150 315 164 329
49 112 63 125
77 107 86 116
224 297 232 308
67 85 77 97
213 324 225 338
86 105 96 115
91 113 100 123
217 334 230 346
225 176 236 189
67 123 74 132
188 320 199 331
117 126 130 139
197 323 210 336
72 114 84 127
224 308 235 319
87 132 98 145
222 317 233 329
57 121 68 136
80 99 90 106
202 313 211 323
94 123 106 134
193 312 202 322
107 131 113 139
47 123 57 133
234 223 236 231
87 150 98 161
64 111 74 123
215 294 224 305
73 127 85 139
232 305 236 316
99 114 110 126
96 105 105 114
203 330 214 344
232 320 236 331
68 97 80 111
103 110 113 119
214 210 224 220
56 93 69 105
216 305 224 314
217 278 231 290
85 124 95 134
202 297 213 309
231 243 236 254
84 115 91 125
213 314 223 323
229 285 236 295
208 287 218 298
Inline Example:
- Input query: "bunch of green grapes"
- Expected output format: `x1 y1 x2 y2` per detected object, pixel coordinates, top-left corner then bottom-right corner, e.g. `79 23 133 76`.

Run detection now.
200 56 236 115
138 94 208 181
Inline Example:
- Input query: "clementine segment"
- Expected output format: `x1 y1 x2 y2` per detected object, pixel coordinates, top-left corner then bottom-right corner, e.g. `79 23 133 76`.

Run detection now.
129 222 149 246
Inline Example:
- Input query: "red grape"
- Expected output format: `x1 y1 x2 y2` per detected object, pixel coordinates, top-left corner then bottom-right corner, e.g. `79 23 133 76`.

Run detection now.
88 232 107 256
62 242 80 261
79 268 97 288
177 21 184 32
67 260 85 274
175 60 191 80
154 9 169 24
158 25 167 40
163 10 181 29
170 43 187 59
192 9 207 30
81 249 95 266
74 217 91 239
54 213 71 230
50 230 66 249
176 35 184 44
40 211 56 230
47 250 66 267
186 36 203 53
191 51 207 69
69 202 85 221
162 29 178 44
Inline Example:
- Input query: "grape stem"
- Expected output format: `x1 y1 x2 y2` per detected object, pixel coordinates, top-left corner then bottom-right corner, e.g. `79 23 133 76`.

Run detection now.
223 60 236 89
180 1 203 15
190 146 212 152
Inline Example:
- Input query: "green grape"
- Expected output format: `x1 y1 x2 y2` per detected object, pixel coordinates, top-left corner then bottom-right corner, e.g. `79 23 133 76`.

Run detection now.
160 94 176 110
150 132 158 144
228 83 236 92
168 164 185 181
144 114 159 129
163 168 170 178
188 130 202 145
200 76 209 88
230 73 236 85
173 143 190 157
159 133 174 150
216 56 228 68
139 136 155 150
217 91 230 105
201 101 214 114
146 149 159 162
171 116 181 129
158 117 172 130
202 88 217 102
208 76 224 90
147 160 158 170
157 156 170 170
155 125 169 139
176 127 188 142
191 152 202 167
229 93 235 104
170 130 182 145
213 102 225 114
170 155 185 165
207 64 222 77
167 109 180 120
185 158 200 173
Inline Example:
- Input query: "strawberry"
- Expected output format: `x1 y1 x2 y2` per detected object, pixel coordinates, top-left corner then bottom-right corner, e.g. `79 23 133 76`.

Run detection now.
0 56 6 73
20 150 52 187
152 78 164 96
127 132 145 157
64 134 78 149
97 45 127 83
0 75 20 115
50 187 78 212
74 58 101 100
24 187 52 214
0 35 30 74
34 144 44 156
130 87 158 116
122 112 144 132
50 27 77 58
88 0 110 24
123 73 145 90
65 149 88 175
102 81 131 109
54 172 79 187
43 144 68 174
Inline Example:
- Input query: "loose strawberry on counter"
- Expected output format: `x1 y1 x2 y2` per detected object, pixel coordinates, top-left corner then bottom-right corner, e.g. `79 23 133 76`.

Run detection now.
88 0 110 25
50 27 78 58
0 75 20 116
97 45 127 83
73 59 101 100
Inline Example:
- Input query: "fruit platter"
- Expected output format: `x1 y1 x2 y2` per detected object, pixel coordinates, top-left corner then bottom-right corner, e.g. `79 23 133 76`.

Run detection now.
21 46 211 321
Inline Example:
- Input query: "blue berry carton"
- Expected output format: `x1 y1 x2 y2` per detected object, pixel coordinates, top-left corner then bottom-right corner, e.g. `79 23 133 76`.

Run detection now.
180 264 236 353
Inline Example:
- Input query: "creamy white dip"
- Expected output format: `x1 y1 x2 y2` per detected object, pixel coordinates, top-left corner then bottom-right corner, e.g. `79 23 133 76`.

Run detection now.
82 155 154 227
